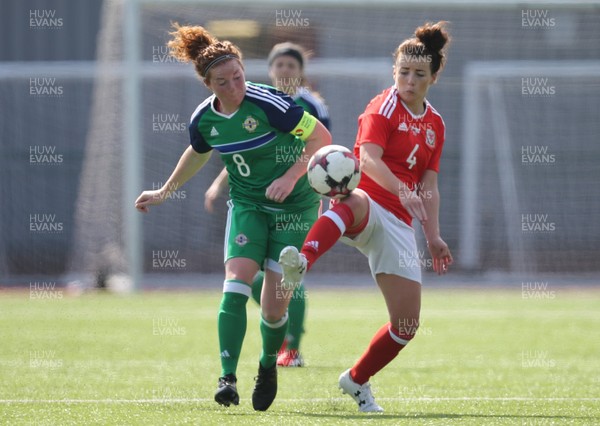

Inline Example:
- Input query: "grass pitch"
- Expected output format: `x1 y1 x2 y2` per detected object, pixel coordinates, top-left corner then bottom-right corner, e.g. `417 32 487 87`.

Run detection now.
1 285 599 425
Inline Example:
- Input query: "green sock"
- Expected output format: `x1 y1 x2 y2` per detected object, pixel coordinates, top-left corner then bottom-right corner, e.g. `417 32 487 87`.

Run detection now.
259 313 288 368
286 282 306 351
218 282 250 376
250 271 264 305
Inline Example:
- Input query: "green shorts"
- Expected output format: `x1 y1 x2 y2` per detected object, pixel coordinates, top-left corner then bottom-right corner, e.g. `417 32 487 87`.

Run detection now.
224 199 320 271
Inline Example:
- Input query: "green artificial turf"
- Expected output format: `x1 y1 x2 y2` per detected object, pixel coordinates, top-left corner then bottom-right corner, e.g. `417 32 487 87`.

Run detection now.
1 286 598 425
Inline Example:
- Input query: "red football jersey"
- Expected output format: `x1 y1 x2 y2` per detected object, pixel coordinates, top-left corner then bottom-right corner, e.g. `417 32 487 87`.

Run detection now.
354 86 446 226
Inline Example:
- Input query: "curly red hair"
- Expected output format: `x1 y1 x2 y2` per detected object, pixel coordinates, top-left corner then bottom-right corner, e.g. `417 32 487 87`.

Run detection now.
168 23 243 80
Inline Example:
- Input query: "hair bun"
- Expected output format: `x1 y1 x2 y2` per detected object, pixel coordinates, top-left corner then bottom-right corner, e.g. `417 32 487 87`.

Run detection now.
168 23 217 63
415 21 449 53
186 32 216 61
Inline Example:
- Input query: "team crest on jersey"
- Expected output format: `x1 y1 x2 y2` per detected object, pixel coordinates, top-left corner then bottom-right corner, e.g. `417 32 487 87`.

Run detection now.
234 233 248 246
426 128 436 147
242 116 258 133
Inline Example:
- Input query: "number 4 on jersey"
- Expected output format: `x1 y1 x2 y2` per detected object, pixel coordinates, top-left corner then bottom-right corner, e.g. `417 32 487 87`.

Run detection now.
406 144 419 170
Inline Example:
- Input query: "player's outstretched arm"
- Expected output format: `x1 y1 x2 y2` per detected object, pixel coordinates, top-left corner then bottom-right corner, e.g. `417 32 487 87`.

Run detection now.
420 169 452 274
204 167 229 213
293 120 332 178
135 146 212 213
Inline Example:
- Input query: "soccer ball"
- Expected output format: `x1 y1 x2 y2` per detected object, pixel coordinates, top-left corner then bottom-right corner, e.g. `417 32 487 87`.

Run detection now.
307 145 361 198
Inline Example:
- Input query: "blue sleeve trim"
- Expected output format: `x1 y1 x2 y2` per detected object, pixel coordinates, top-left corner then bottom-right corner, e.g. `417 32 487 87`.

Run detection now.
189 102 212 154
245 83 304 133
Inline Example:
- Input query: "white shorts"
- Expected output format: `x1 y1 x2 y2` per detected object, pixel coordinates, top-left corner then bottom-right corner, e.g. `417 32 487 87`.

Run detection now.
339 193 422 284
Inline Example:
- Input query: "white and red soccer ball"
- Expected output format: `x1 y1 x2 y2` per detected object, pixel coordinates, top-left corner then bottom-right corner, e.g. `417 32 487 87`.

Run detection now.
307 145 361 198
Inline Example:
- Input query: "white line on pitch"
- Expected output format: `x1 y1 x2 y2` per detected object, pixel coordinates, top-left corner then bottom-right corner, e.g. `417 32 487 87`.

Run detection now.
0 397 599 404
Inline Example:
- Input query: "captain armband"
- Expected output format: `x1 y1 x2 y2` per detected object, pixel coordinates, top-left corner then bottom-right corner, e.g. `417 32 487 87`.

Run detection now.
289 111 318 142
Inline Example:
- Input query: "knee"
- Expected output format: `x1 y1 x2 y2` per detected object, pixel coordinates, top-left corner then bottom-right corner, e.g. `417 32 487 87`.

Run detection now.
226 273 253 285
225 262 257 285
225 258 258 285
339 191 368 229
262 313 279 323
394 316 420 340
262 308 287 323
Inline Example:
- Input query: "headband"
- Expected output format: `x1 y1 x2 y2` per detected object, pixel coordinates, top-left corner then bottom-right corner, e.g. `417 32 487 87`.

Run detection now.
202 54 239 76
268 48 304 69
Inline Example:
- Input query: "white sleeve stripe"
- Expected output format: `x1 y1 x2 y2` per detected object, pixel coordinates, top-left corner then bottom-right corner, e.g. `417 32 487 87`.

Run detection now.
300 92 329 120
317 105 329 119
247 84 289 108
428 102 447 141
246 84 287 105
313 100 329 120
190 96 213 122
378 90 393 116
246 90 288 113
246 85 289 111
379 88 397 119
385 89 398 118
385 100 397 118
323 210 347 234
249 86 289 110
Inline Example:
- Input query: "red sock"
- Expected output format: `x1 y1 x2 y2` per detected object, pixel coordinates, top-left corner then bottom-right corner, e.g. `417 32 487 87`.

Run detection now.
301 203 355 271
350 323 414 385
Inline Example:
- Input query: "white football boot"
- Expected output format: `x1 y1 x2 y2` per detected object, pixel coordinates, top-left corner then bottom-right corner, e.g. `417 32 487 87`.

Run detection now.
278 246 307 290
338 368 384 413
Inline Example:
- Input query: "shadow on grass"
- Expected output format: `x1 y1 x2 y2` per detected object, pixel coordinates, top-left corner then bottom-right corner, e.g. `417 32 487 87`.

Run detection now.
149 402 598 423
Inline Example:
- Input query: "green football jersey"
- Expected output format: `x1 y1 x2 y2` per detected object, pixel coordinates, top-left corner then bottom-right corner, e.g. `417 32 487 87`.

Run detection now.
189 82 320 210
293 87 330 130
